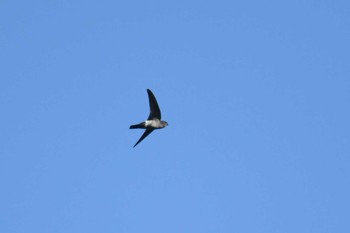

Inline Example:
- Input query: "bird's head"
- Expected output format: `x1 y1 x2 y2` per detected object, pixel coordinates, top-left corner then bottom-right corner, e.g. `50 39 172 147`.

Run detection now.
162 121 168 127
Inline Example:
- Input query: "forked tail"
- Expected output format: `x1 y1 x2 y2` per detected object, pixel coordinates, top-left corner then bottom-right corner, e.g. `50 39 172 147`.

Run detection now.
129 122 146 129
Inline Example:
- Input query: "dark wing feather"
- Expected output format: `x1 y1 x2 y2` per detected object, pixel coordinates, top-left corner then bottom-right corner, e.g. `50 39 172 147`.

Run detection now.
147 89 161 120
133 129 154 148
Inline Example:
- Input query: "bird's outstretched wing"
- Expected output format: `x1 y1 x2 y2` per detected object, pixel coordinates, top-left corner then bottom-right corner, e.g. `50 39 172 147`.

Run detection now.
147 89 161 120
133 129 154 147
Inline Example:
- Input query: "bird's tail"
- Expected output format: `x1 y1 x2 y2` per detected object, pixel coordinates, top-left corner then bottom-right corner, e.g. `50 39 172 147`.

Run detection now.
129 122 146 129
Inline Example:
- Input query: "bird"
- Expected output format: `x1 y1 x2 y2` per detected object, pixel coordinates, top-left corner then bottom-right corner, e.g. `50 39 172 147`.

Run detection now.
129 89 168 147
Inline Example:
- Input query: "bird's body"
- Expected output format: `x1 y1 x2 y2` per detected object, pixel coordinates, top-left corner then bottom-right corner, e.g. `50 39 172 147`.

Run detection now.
129 119 167 129
145 119 168 128
129 89 168 147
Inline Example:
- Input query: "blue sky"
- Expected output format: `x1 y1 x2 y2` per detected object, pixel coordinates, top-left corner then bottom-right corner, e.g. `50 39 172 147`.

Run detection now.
1 1 349 232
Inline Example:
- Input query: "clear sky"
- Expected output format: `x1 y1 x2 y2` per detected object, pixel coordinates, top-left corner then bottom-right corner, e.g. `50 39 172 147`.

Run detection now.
1 1 349 232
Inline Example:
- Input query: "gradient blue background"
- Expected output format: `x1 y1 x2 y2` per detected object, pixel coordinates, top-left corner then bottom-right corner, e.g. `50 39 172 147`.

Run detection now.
1 1 349 232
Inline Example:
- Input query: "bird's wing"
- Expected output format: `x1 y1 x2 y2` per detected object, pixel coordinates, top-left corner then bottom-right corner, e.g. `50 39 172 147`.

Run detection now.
133 129 154 147
147 89 161 120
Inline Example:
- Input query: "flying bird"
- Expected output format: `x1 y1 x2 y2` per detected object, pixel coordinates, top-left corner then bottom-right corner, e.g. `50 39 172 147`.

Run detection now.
129 89 168 147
